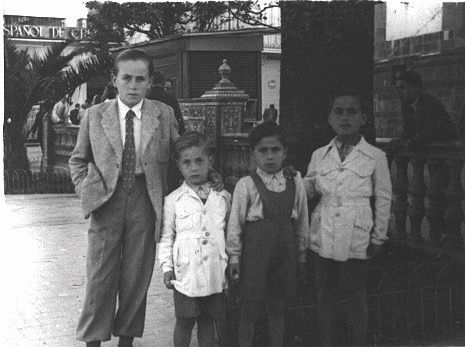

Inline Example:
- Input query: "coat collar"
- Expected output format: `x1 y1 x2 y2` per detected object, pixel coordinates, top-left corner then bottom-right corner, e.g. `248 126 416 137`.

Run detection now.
140 98 160 157
101 100 123 164
322 136 376 164
100 98 160 163
175 181 229 202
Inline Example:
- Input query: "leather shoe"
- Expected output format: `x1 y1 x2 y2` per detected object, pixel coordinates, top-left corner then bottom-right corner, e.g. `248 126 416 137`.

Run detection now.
118 336 134 347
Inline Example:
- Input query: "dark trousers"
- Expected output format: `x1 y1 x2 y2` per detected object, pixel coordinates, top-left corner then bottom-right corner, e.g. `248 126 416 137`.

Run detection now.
76 176 156 342
313 253 369 347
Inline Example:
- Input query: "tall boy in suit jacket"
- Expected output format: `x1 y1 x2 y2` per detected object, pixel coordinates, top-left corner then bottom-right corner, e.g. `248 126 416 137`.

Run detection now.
69 49 179 347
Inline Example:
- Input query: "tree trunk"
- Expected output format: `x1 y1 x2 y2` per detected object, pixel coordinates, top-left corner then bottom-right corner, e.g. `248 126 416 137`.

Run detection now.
280 1 375 172
3 127 30 171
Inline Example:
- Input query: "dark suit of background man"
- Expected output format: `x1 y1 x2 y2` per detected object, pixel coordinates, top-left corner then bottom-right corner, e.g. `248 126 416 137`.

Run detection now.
69 49 179 347
146 70 185 135
263 103 278 123
394 70 456 148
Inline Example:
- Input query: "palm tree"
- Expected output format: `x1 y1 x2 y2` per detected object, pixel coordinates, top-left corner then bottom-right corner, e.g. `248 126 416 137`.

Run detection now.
4 39 113 170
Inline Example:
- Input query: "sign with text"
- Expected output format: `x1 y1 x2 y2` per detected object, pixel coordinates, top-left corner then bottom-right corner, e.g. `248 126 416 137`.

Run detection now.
4 25 90 40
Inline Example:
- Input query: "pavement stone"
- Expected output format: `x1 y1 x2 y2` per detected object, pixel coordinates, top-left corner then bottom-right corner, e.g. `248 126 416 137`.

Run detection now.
1 194 200 347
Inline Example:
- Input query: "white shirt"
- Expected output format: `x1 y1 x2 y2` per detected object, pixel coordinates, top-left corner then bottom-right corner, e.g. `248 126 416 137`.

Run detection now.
304 136 392 261
158 182 232 297
117 97 143 174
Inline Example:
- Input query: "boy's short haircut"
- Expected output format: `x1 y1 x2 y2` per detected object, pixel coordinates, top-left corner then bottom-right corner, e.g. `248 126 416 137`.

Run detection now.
396 70 423 88
328 91 366 113
113 49 153 76
249 122 288 150
173 131 211 160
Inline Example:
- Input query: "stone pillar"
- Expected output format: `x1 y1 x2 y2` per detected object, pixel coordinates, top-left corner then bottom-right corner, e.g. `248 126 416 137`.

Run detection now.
408 158 427 242
392 156 409 240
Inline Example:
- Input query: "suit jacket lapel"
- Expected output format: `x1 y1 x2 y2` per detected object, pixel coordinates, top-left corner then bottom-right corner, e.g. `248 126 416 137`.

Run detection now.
140 99 161 157
101 100 123 164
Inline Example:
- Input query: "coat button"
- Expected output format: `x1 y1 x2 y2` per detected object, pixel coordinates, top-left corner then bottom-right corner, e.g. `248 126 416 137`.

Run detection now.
205 232 210 237
335 212 340 217
202 240 208 245
203 256 208 261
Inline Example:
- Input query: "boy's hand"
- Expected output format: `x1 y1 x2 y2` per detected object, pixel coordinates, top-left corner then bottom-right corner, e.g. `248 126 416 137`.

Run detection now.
163 271 175 289
367 243 382 258
208 169 224 191
228 263 240 282
283 165 297 179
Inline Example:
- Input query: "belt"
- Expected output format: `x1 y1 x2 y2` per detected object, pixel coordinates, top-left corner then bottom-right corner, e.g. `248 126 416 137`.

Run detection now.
320 196 370 207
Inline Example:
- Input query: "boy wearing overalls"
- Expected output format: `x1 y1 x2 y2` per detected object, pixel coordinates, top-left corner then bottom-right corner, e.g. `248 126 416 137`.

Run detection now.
227 122 309 347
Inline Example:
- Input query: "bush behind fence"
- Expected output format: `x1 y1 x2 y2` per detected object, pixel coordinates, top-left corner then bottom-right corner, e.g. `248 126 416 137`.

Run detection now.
4 169 75 194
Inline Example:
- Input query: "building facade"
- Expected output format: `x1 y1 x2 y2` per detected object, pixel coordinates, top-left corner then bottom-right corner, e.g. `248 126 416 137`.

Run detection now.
3 14 108 104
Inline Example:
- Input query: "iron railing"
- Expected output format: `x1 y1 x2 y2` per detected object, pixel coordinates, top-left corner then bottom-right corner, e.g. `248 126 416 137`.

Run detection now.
4 169 75 194
218 245 464 346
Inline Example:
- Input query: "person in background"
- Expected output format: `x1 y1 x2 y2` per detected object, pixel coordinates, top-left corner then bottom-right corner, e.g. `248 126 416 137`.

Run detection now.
79 101 91 122
146 71 185 135
304 92 392 346
70 104 81 125
147 71 186 193
51 96 71 124
227 122 309 347
159 132 231 347
388 70 456 151
263 104 278 123
164 78 175 95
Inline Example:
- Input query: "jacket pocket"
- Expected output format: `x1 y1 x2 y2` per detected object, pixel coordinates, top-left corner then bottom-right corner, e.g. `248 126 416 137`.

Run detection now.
174 243 191 281
175 209 194 232
350 212 373 254
346 159 375 178
82 162 105 191
309 208 322 248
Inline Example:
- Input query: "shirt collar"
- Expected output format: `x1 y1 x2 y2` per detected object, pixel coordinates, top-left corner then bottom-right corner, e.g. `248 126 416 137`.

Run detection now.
256 167 286 185
189 181 211 195
117 96 143 120
324 136 375 160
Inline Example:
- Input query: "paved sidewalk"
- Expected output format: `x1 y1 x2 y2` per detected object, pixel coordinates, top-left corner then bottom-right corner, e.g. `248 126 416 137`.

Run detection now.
1 194 180 347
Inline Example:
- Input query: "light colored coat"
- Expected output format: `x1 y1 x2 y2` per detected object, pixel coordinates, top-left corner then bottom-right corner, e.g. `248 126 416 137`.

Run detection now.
304 137 392 261
68 98 179 242
158 182 231 297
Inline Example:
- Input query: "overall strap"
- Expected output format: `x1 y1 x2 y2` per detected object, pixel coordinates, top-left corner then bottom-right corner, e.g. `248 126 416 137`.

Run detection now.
250 172 295 220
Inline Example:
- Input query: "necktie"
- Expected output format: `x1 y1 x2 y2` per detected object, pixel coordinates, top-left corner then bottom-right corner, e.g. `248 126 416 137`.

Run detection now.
197 185 209 200
122 110 136 191
339 143 348 162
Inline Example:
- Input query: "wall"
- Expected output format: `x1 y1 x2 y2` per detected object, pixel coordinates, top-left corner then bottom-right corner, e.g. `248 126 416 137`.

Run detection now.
374 3 465 138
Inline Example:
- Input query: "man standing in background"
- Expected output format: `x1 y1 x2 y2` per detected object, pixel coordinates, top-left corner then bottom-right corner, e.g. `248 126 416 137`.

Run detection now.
146 71 185 134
